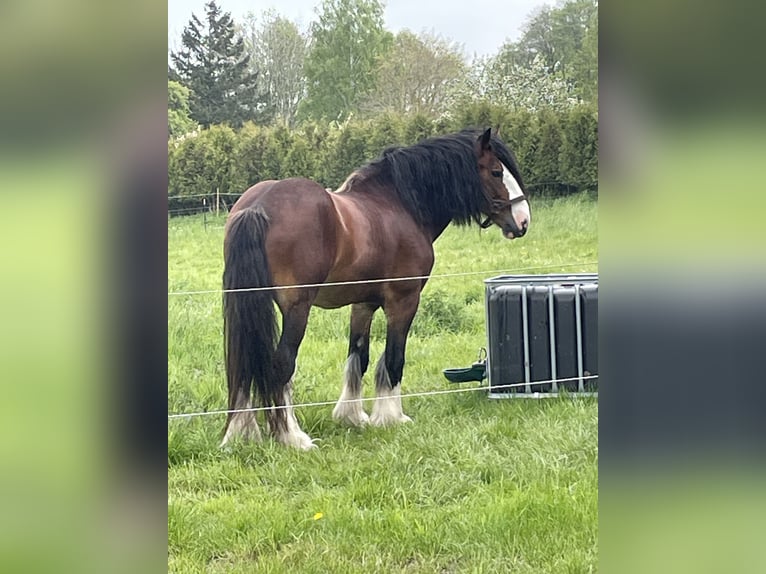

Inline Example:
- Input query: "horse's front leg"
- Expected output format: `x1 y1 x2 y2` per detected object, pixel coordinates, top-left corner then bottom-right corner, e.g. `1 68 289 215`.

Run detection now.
333 303 379 426
370 291 420 426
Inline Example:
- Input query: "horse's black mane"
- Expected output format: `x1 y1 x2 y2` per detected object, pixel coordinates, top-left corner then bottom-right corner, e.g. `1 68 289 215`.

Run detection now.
350 129 525 228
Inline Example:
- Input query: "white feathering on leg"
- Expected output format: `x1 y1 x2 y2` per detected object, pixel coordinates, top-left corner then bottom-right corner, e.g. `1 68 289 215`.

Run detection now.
370 356 412 426
220 390 261 448
332 353 370 426
269 370 316 450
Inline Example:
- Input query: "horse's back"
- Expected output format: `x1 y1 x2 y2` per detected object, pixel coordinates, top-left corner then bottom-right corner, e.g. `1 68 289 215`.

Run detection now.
230 178 328 214
228 178 339 289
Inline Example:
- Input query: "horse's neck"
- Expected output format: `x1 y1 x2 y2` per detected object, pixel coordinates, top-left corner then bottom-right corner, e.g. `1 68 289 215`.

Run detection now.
428 218 452 242
340 179 451 242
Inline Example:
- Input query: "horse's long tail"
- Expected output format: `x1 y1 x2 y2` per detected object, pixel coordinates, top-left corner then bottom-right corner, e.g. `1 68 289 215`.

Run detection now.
222 207 278 434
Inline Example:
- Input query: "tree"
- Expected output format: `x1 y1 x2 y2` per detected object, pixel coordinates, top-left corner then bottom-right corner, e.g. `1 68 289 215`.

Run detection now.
240 11 309 127
299 0 392 121
551 0 596 79
443 0 598 115
170 1 265 127
366 31 466 116
559 104 598 191
168 80 197 139
168 124 237 202
514 0 598 102
452 53 579 113
517 6 557 69
365 113 405 155
483 0 597 105
573 4 598 104
529 108 564 186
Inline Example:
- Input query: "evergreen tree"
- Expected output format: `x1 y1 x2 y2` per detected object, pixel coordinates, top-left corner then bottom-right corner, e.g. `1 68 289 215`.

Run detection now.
559 105 598 191
532 109 564 187
170 1 265 127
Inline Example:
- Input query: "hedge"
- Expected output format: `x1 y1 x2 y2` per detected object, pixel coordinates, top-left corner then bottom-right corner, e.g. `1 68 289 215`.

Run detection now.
168 104 597 212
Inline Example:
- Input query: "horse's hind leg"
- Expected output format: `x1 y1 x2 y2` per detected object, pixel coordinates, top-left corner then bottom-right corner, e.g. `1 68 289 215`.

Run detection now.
270 375 314 450
220 389 261 448
266 295 316 450
371 291 420 426
333 303 378 426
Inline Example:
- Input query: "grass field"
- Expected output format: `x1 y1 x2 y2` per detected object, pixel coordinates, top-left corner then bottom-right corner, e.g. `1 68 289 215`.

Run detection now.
168 193 598 573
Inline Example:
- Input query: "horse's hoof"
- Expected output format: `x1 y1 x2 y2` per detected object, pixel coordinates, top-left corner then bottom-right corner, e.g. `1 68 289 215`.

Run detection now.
219 428 262 450
332 407 370 427
369 413 412 427
275 429 317 451
294 436 317 451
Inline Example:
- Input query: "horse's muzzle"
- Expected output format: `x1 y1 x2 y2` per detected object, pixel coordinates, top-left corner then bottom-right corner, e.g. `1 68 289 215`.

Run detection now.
503 221 527 239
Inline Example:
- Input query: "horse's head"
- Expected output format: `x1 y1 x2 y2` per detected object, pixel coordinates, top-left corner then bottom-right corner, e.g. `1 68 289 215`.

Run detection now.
475 128 531 239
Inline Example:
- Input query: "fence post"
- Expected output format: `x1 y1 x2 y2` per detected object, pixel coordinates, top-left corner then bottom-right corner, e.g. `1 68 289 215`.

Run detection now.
203 198 207 231
216 187 220 217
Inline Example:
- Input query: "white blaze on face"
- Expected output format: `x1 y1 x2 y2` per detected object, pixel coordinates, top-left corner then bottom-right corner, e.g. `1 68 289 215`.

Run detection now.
502 166 531 231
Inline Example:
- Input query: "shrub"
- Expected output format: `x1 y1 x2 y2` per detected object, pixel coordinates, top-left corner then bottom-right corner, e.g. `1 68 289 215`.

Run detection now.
410 289 466 337
168 107 598 212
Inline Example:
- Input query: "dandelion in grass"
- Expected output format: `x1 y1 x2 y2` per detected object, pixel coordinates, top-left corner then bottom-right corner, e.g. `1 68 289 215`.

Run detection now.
313 512 324 521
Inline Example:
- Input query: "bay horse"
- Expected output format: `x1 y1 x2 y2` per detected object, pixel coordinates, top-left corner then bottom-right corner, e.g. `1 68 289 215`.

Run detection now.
221 128 530 449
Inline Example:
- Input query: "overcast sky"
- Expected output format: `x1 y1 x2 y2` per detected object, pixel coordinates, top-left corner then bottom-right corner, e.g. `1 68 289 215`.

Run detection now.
168 0 547 60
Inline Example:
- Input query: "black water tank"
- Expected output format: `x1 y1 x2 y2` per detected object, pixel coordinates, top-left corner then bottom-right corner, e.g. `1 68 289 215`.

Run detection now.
484 275 598 396
486 285 525 392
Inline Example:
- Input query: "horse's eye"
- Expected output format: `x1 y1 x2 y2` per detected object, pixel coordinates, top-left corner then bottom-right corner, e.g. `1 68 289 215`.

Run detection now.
491 170 503 178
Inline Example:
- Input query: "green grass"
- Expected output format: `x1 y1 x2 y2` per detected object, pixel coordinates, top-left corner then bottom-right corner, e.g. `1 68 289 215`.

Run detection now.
168 193 598 573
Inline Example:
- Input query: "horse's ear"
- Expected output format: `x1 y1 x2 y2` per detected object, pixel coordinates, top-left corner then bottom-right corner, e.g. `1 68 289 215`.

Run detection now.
478 127 492 151
494 125 501 138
